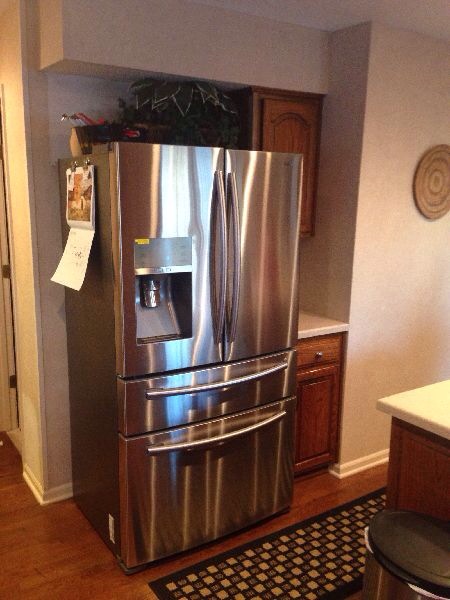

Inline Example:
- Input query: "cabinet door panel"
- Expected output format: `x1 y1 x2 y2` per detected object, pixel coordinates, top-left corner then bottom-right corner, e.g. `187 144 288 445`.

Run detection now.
262 99 312 155
295 363 340 474
297 378 332 458
260 96 322 237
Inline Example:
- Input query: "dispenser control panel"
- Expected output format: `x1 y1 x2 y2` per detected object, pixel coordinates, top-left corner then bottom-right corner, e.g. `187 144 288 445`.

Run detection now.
134 237 192 275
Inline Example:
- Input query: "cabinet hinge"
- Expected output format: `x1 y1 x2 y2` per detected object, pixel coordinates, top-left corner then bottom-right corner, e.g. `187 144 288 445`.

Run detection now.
9 374 17 389
2 264 11 279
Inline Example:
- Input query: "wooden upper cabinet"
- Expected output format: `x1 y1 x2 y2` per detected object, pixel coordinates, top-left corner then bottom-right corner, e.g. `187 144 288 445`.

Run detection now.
234 87 324 236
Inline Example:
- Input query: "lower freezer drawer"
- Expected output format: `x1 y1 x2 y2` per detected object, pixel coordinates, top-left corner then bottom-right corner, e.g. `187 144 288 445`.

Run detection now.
119 397 296 568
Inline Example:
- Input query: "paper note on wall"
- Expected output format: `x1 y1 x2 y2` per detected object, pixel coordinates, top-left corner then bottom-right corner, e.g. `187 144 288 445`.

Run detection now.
51 165 95 291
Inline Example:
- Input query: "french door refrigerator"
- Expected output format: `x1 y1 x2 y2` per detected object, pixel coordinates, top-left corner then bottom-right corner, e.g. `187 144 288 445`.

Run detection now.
60 142 302 571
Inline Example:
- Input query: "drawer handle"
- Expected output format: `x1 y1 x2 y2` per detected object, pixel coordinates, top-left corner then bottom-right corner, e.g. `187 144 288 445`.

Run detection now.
315 351 323 359
145 411 286 454
145 360 287 398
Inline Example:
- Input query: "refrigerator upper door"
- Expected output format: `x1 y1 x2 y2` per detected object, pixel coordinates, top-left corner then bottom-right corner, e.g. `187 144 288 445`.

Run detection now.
111 143 226 377
224 149 302 362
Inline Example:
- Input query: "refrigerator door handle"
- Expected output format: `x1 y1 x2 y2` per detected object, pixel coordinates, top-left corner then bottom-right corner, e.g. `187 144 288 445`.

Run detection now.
211 170 227 345
145 359 288 398
145 410 286 454
226 171 241 348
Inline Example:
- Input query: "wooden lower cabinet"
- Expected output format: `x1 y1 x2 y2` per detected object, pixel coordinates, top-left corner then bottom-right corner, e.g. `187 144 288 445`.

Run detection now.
294 334 344 475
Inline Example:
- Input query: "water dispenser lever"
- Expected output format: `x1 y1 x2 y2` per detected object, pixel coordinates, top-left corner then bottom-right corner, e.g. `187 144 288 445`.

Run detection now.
140 277 161 308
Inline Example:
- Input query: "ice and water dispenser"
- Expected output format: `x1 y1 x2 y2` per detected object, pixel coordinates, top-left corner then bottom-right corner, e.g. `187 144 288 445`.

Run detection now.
134 237 192 342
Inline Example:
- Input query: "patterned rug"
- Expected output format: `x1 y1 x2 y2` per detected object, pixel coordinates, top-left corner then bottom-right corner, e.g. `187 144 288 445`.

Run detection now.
149 488 385 600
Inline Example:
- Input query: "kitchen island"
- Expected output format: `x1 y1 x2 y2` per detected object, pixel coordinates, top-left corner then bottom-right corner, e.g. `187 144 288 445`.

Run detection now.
378 381 450 520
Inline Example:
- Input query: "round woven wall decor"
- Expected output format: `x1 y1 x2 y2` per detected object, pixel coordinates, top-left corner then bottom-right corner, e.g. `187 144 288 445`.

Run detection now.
413 144 450 219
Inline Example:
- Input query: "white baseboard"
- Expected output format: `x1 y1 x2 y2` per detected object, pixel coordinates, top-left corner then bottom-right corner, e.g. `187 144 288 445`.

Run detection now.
23 463 73 505
40 480 73 504
328 449 389 479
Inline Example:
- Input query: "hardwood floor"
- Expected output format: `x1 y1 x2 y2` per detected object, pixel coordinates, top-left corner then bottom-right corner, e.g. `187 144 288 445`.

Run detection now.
0 431 387 600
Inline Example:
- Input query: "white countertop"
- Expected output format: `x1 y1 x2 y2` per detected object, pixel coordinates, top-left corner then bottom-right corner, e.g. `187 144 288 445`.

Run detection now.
298 311 349 339
377 380 450 441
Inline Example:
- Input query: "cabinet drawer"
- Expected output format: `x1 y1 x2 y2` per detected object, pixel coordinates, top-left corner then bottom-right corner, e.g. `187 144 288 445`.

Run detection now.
297 334 342 368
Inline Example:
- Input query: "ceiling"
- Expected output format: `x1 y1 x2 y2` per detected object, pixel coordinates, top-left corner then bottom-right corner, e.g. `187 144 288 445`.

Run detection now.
0 0 449 41
188 0 450 41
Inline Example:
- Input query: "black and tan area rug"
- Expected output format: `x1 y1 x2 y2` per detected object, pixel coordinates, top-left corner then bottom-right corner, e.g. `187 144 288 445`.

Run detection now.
149 487 385 600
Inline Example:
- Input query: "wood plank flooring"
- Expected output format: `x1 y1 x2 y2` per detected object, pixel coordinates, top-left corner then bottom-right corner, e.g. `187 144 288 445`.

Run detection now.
0 431 387 600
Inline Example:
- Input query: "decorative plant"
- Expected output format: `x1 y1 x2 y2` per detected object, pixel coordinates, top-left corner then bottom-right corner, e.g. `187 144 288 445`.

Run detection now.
118 78 240 147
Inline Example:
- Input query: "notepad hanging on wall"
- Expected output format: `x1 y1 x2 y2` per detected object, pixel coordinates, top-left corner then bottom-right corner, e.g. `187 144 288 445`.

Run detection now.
51 164 95 291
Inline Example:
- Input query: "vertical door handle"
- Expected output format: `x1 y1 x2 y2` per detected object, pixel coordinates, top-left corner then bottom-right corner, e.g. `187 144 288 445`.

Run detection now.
211 171 227 344
226 171 241 347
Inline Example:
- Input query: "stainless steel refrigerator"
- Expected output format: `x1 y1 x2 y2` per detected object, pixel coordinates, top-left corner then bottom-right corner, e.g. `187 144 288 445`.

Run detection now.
60 142 302 571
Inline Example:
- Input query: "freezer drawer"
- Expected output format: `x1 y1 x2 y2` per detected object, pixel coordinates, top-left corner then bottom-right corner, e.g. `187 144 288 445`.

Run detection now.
118 397 296 568
118 349 296 435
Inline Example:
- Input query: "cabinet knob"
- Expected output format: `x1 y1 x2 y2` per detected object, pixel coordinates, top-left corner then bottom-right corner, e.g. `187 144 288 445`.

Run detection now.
315 351 323 359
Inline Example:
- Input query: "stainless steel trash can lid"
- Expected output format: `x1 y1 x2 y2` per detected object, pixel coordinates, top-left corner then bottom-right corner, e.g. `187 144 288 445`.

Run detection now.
368 509 450 598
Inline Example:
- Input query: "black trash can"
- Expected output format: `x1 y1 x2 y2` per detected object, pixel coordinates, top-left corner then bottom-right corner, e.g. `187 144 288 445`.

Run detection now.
362 509 450 600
